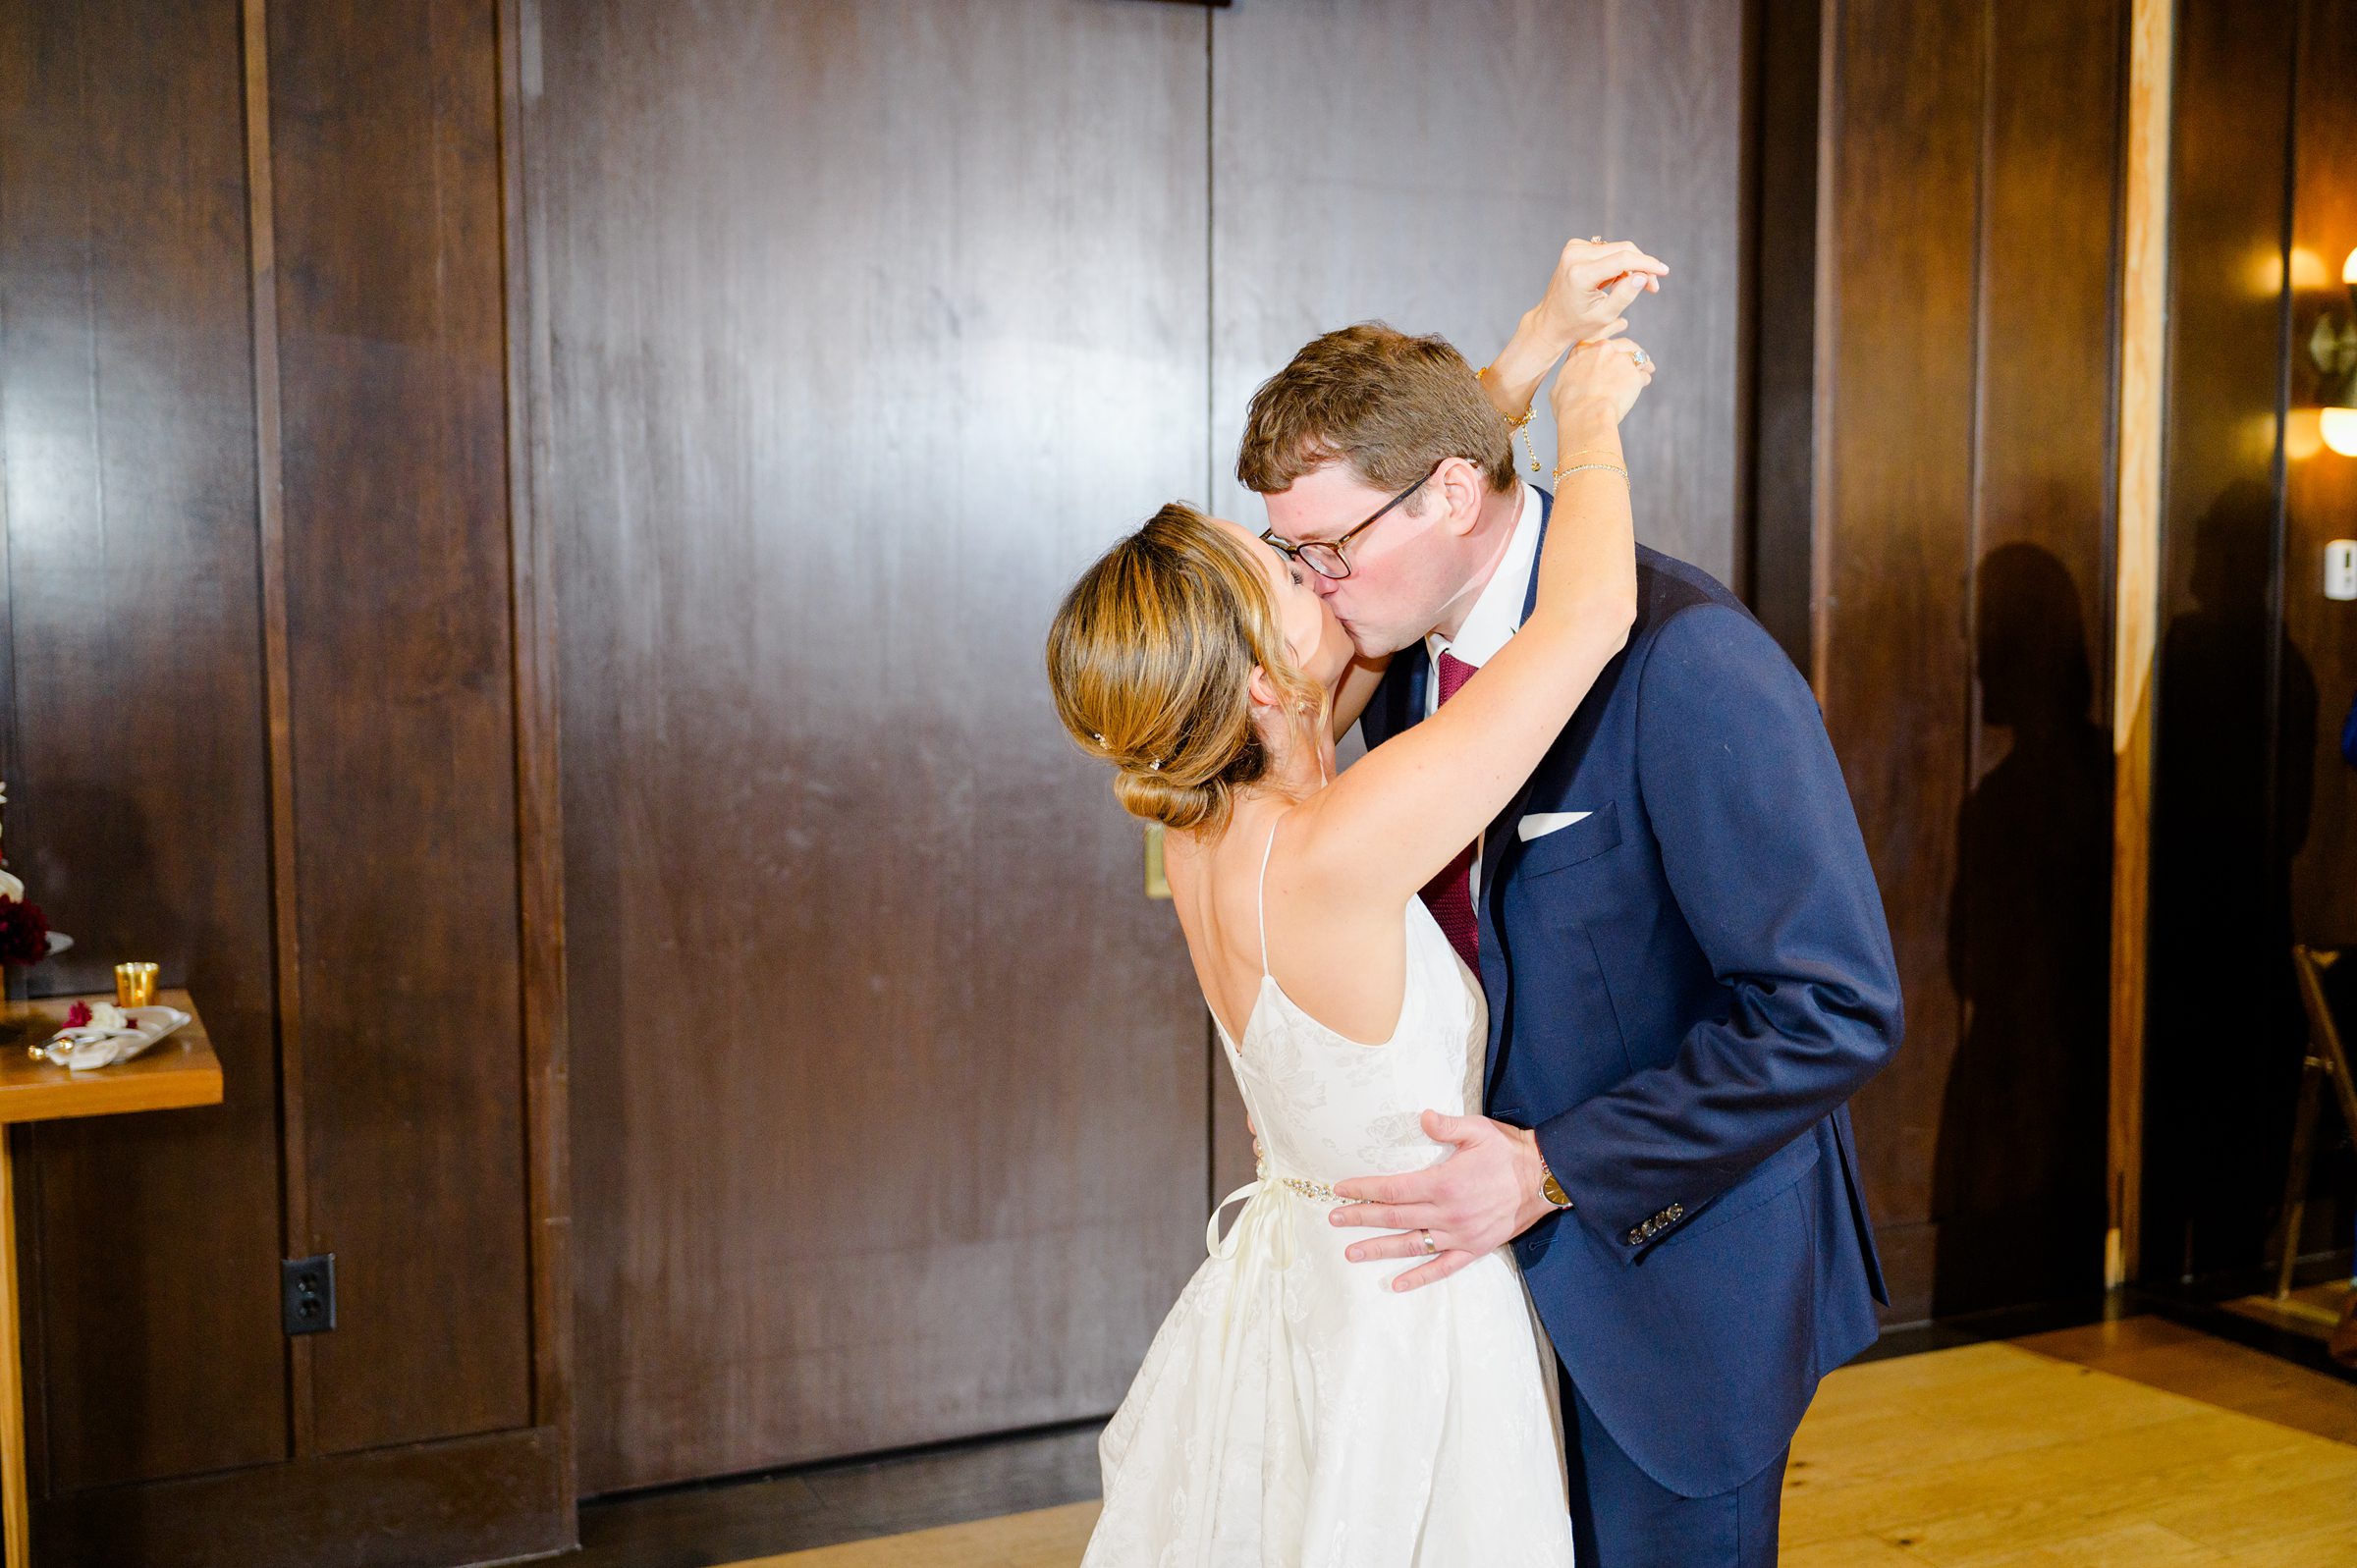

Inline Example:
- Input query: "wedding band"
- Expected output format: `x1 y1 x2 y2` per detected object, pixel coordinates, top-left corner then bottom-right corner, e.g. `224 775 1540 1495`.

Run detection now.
1630 348 1652 369
1419 1228 1439 1256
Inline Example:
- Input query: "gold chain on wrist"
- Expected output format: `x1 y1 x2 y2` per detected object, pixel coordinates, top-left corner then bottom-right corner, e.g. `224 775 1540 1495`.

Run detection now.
1477 364 1544 474
1552 460 1629 486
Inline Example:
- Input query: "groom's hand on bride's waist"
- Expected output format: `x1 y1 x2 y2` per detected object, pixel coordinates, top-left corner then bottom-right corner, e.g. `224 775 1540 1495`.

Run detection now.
1327 1110 1560 1294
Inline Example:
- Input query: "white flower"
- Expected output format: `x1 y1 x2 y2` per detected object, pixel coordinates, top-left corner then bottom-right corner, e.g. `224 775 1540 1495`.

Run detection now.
89 1003 129 1031
0 871 20 902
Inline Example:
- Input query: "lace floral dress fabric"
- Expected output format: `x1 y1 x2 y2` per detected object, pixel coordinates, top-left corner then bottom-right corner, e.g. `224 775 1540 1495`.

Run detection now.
1081 831 1574 1567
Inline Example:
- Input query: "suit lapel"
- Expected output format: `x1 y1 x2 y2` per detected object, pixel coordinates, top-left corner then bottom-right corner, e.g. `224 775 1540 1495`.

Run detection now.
1518 483 1550 622
1478 485 1551 1104
1399 642 1431 731
1370 641 1430 744
1483 483 1552 902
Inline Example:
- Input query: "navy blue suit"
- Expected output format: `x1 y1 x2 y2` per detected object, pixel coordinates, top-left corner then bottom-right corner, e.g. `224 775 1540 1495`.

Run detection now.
1360 492 1900 1552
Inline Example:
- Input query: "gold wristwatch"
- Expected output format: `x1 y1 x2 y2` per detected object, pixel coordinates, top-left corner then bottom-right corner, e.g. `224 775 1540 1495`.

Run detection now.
1538 1155 1572 1210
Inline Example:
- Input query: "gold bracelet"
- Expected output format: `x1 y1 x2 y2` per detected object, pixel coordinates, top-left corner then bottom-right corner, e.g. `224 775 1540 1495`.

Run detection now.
1551 461 1630 486
1477 365 1544 473
1556 447 1625 466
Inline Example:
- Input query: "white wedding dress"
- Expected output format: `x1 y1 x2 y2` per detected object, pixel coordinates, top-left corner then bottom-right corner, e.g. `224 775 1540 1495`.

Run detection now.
1082 820 1575 1567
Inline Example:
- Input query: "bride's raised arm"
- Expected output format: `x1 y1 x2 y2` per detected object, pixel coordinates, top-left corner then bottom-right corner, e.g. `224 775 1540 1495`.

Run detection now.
1476 237 1666 430
1290 335 1649 901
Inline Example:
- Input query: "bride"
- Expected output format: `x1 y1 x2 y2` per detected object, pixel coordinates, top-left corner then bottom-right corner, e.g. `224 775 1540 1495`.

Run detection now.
1046 256 1651 1566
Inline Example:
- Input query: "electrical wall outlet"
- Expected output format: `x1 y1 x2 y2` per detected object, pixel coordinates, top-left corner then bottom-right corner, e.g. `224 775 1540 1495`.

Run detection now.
2328 539 2357 602
282 1254 337 1335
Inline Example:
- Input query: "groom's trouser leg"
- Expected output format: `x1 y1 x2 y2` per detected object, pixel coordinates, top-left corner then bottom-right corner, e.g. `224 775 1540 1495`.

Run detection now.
1560 1373 1786 1568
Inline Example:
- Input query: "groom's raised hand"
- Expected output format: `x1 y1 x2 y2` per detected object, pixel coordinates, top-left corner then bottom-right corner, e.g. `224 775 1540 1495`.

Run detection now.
1484 236 1668 432
1327 1109 1560 1293
1536 237 1668 348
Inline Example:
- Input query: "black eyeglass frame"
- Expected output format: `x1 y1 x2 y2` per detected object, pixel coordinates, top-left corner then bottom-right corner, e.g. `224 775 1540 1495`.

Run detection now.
1259 460 1445 581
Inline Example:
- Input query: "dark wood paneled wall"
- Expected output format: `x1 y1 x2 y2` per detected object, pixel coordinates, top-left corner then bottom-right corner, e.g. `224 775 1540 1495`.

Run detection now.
268 0 534 1457
1748 0 1823 673
535 0 1216 1493
0 0 570 1561
2146 0 2357 1280
1799 0 2126 1321
0 0 289 1488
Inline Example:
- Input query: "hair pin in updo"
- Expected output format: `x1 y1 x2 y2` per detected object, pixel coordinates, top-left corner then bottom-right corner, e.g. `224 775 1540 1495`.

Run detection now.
1089 731 1162 772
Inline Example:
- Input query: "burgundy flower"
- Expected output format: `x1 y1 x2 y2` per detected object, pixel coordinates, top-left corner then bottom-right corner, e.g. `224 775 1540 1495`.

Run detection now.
64 1000 89 1028
0 896 50 967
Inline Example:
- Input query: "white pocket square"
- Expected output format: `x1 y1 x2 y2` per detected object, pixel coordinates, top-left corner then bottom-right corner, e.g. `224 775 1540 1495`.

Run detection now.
1517 811 1593 841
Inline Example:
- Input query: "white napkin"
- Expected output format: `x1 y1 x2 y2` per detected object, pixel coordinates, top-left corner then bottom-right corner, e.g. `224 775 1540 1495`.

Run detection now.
39 1005 190 1072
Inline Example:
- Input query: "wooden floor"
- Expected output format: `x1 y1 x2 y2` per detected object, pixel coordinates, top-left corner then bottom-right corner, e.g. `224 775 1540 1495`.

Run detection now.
2221 1278 2353 1343
714 1317 2357 1568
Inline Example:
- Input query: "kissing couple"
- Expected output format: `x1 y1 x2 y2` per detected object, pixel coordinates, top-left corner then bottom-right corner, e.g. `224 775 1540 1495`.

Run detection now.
1049 235 1902 1567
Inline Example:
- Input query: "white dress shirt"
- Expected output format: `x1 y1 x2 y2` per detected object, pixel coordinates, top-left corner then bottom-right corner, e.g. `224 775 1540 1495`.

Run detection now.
1424 480 1546 895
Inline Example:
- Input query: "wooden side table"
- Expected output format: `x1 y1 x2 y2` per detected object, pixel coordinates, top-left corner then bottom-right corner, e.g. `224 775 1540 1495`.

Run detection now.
0 990 222 1568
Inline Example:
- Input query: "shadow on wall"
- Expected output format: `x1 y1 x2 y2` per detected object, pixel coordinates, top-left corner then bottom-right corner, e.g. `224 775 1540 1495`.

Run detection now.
1933 540 2112 1317
2145 479 2318 1279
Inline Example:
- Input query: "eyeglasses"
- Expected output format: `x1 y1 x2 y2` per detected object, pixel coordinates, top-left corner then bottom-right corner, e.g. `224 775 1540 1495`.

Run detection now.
1260 462 1442 581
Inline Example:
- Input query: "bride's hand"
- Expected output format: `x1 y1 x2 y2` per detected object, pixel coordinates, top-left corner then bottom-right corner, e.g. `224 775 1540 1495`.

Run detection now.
1479 238 1666 428
1549 323 1655 429
1532 237 1668 349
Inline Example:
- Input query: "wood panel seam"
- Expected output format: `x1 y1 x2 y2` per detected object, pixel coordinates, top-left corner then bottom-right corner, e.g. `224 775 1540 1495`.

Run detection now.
496 0 576 1512
1806 0 1842 707
238 0 314 1459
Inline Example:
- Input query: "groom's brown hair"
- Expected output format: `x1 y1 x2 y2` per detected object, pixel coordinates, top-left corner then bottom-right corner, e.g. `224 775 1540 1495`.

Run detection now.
1235 322 1515 497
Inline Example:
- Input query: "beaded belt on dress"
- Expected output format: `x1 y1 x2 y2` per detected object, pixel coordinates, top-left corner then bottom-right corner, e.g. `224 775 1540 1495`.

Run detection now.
1261 1162 1345 1202
1206 1162 1359 1262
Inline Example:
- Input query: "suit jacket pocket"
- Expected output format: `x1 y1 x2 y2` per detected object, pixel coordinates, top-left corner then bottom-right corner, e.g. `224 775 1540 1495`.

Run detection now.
1513 800 1623 879
1655 1129 1823 1249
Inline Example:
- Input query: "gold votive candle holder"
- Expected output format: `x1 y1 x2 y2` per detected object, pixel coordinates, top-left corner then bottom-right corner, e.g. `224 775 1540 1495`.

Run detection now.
113 962 159 1008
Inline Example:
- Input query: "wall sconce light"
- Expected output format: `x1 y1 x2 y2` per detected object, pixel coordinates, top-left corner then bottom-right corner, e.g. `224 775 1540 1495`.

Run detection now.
2310 247 2357 456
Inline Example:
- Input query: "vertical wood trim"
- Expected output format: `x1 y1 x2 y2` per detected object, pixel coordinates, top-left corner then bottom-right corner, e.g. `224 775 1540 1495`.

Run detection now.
0 2 25 1496
1731 0 1763 607
1964 0 1996 789
2107 0 2172 1290
1807 0 1842 700
239 0 313 1451
497 0 575 1508
0 1137 27 1567
0 160 13 964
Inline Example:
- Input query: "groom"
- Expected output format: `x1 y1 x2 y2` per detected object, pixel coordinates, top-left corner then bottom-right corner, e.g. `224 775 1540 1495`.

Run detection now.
1240 307 1900 1565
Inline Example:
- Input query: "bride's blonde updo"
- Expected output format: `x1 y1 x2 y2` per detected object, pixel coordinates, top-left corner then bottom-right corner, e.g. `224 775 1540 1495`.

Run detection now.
1048 503 1326 834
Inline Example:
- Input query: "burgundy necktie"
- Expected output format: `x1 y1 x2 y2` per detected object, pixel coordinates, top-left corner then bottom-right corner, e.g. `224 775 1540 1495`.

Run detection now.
1419 651 1482 972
